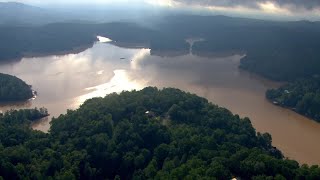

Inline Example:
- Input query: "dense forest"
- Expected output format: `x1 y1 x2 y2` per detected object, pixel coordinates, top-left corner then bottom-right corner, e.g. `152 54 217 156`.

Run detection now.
0 87 319 179
266 77 320 122
0 24 97 61
1 15 320 81
0 73 34 102
0 22 188 62
173 16 320 81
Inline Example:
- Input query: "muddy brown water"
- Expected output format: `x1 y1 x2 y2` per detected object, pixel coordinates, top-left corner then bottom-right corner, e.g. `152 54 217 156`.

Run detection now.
0 40 320 165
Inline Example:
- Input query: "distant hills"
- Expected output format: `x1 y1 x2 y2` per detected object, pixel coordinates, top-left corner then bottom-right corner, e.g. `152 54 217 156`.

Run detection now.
0 2 62 25
0 5 320 81
0 2 170 26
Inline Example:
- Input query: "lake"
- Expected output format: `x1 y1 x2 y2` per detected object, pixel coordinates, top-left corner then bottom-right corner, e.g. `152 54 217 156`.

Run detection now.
1 39 320 165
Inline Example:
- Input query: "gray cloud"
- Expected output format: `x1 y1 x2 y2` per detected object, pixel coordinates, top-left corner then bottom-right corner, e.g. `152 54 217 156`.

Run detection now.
173 0 320 10
274 0 320 10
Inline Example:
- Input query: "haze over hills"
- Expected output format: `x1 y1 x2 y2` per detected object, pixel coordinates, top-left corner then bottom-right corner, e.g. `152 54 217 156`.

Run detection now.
0 2 65 25
0 2 173 26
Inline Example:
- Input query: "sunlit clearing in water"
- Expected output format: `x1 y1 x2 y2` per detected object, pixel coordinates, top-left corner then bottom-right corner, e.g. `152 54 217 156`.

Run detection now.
76 70 145 106
130 49 150 70
97 36 112 43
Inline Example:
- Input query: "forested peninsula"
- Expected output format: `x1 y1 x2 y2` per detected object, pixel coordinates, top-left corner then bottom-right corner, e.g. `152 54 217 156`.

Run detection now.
0 87 319 179
0 73 34 102
266 77 320 122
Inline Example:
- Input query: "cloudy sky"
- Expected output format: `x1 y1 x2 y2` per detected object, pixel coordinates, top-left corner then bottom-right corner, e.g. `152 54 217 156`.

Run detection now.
2 0 320 20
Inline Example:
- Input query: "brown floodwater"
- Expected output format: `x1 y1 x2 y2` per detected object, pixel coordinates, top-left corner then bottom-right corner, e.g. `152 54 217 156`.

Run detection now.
0 40 320 165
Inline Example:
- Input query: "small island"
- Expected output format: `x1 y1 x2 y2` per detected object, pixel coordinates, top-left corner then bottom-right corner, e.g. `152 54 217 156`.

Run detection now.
266 77 320 122
0 73 35 102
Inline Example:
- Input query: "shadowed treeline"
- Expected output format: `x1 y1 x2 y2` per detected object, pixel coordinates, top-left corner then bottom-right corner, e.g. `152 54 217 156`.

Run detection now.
1 15 320 81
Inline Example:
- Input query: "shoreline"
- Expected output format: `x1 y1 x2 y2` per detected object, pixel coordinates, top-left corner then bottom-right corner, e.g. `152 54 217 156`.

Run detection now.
192 50 246 58
266 98 319 123
22 43 95 59
0 43 95 63
110 41 150 49
0 41 148 63
150 49 189 57
0 95 35 105
0 88 36 105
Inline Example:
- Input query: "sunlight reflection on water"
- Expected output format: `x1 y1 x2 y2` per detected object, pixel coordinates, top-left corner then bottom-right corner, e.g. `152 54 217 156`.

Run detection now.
1 40 320 165
97 36 113 43
76 69 146 106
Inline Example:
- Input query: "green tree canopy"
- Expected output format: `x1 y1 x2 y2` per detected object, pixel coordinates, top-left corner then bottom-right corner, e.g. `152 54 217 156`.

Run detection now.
0 73 33 102
0 87 319 179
